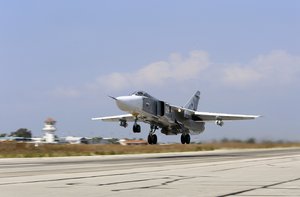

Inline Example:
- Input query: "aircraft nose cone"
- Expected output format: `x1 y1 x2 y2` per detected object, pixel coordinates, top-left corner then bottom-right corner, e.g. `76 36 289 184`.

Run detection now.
115 96 143 113
115 96 126 106
115 96 132 110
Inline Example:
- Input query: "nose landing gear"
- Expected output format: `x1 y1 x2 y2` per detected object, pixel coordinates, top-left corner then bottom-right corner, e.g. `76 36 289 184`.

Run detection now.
133 124 141 133
132 117 141 133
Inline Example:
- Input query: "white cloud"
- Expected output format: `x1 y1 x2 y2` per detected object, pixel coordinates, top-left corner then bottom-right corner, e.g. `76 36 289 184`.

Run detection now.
223 66 263 86
95 50 210 91
50 50 300 98
222 50 300 87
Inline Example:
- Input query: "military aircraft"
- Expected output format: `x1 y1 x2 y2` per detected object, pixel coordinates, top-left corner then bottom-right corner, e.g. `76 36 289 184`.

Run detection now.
92 91 260 144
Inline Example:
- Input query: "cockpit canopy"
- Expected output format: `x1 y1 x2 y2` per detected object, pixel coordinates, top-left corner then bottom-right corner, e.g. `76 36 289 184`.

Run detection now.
131 91 156 99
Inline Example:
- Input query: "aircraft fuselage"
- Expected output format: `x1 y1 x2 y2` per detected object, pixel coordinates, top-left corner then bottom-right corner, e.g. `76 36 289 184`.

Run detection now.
114 94 205 135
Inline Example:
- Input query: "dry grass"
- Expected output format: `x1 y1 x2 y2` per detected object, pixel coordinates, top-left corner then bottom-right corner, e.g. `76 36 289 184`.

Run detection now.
0 142 300 158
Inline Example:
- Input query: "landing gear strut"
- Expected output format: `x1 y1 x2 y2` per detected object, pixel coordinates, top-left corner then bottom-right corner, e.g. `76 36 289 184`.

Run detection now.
181 133 191 144
148 125 158 145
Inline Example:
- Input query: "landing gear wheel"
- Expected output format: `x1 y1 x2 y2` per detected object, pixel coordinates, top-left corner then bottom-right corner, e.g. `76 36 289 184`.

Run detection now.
185 134 191 144
133 124 141 133
181 134 185 144
181 134 191 144
147 134 157 145
148 134 153 144
152 134 157 144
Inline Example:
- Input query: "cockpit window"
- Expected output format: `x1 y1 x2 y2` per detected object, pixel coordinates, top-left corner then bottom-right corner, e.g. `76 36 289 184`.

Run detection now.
132 91 145 96
131 91 155 99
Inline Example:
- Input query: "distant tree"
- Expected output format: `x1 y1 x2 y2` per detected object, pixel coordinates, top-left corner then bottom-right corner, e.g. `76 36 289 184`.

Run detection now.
91 137 103 144
108 138 119 144
10 128 32 138
221 138 229 143
245 138 256 144
232 139 242 143
0 133 6 137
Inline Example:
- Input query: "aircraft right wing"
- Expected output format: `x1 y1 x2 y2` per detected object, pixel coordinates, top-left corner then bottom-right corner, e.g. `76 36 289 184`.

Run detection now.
92 114 135 122
193 111 261 121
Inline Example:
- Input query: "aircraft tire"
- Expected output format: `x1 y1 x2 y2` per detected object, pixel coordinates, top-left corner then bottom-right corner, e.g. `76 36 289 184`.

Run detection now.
148 134 153 144
133 125 136 133
152 134 157 144
133 124 141 133
181 134 186 144
137 124 141 132
185 134 191 144
148 134 157 145
181 134 191 144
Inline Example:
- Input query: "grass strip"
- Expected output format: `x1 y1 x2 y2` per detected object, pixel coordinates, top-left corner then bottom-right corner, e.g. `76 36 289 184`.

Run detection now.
0 142 300 158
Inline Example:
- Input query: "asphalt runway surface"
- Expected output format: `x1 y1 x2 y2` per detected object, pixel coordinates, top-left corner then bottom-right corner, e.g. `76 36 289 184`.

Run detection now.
0 148 300 197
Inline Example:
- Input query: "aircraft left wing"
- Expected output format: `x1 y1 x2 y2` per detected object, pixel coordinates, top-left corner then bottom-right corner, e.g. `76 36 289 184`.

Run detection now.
92 114 135 122
193 111 260 121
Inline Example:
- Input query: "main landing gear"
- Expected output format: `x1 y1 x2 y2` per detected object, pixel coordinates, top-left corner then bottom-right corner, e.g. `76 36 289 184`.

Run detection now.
148 134 157 145
148 125 158 145
175 119 191 144
181 133 191 144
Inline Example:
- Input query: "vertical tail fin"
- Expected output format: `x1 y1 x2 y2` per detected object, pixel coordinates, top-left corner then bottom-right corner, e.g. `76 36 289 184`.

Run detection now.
184 91 200 111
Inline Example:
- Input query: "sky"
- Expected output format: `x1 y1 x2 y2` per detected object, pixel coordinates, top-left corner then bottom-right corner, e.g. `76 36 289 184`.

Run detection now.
0 0 300 142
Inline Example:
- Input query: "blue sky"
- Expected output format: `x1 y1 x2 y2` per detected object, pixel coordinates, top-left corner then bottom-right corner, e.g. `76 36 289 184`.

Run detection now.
1 1 300 142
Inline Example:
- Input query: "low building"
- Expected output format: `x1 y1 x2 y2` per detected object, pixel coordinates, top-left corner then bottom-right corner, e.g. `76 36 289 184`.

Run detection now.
0 137 32 142
62 136 89 144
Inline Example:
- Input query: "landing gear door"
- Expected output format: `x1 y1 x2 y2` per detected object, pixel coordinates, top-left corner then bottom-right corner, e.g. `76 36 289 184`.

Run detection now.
157 101 165 116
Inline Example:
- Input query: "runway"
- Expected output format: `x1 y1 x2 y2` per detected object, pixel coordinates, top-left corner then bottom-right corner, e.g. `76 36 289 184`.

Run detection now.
0 148 300 197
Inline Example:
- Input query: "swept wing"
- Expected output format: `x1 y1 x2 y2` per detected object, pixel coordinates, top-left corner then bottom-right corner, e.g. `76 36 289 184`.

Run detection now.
193 111 260 122
92 114 135 122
